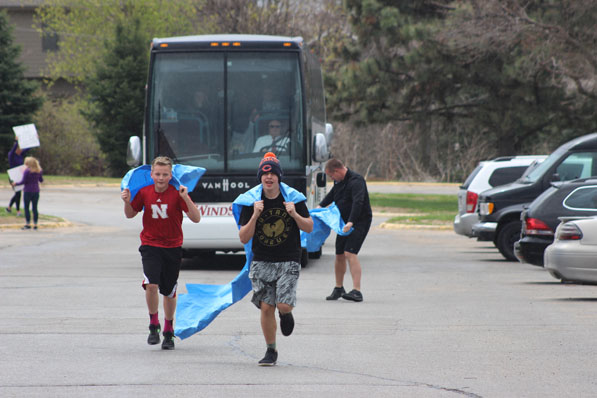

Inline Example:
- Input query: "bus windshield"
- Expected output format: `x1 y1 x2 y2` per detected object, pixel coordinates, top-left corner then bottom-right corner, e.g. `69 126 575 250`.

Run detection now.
148 51 304 174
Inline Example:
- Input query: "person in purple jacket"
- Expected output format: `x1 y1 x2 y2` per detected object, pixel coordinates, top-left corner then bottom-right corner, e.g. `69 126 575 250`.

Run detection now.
11 156 43 230
6 140 30 215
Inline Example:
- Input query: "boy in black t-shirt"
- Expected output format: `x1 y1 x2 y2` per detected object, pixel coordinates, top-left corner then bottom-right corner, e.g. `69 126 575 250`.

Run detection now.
238 152 313 366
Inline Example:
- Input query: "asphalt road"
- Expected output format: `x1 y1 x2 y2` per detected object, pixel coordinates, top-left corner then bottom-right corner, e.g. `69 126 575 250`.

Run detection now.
2 186 597 397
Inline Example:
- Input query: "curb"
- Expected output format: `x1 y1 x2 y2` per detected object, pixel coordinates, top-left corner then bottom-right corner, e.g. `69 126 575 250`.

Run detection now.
0 220 73 230
379 222 452 231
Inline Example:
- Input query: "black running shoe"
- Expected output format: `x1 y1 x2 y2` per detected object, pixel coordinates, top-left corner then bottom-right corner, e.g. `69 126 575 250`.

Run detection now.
342 289 363 302
279 311 294 336
326 286 346 300
147 323 161 345
161 331 175 350
258 347 278 366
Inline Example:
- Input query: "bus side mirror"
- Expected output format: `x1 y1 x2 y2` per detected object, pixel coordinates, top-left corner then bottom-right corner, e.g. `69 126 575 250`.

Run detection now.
316 172 326 188
325 123 334 152
313 133 329 162
127 136 142 167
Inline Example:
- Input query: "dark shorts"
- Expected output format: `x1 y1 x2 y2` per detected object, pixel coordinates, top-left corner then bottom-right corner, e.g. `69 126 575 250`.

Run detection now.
139 245 182 298
335 221 371 255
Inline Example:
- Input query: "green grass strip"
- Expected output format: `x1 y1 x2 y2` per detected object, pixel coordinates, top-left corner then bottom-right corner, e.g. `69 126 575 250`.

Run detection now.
370 193 457 225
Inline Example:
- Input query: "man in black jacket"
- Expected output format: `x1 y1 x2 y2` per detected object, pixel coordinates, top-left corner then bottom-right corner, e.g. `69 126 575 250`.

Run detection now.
319 158 372 302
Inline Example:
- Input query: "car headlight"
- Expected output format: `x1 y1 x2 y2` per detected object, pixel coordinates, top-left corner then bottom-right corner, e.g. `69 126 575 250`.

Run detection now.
479 202 494 216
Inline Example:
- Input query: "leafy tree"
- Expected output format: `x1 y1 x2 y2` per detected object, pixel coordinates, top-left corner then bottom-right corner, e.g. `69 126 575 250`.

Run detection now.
0 10 43 171
34 98 107 176
327 0 597 179
429 0 597 154
36 0 344 85
35 0 202 85
84 18 147 177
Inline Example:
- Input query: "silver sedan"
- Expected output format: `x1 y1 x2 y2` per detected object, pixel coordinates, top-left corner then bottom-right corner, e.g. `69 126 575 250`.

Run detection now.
544 216 597 284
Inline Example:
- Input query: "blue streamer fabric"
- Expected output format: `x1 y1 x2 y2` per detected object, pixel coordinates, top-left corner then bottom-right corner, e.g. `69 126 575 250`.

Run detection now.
120 163 206 200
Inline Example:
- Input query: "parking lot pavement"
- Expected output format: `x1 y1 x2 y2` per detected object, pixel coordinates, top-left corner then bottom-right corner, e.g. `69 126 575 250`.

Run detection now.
3 185 597 397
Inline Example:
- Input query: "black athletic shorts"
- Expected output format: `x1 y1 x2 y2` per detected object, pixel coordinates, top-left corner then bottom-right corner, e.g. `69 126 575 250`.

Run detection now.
139 245 182 298
335 221 371 255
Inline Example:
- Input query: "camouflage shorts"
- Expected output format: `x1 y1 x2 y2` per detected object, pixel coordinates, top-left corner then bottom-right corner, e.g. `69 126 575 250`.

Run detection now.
249 260 300 309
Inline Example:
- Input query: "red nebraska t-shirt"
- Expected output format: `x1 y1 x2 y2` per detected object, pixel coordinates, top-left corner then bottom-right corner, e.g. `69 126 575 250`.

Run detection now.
131 184 189 248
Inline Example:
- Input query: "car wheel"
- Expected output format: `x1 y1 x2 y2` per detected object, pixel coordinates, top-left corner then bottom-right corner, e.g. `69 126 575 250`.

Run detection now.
300 248 309 268
308 248 322 259
496 220 521 261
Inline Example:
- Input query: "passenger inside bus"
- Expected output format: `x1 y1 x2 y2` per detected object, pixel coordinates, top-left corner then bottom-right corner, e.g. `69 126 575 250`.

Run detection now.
248 87 285 122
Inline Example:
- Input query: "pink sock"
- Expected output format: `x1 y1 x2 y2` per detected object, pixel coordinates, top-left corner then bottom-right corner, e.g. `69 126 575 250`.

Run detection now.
164 319 174 333
149 312 159 325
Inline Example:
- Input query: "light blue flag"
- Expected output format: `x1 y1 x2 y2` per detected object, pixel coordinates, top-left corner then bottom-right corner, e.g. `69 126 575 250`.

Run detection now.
174 184 354 340
121 164 206 200
303 203 353 252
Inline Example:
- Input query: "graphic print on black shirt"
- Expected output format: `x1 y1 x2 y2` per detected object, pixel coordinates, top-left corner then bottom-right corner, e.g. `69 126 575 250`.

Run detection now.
257 206 293 247
239 193 309 263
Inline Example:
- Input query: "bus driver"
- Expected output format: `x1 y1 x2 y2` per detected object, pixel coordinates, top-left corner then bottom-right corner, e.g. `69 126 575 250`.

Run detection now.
253 119 289 153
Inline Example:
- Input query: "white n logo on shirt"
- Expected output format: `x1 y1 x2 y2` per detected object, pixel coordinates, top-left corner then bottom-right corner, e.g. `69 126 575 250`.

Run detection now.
151 204 168 219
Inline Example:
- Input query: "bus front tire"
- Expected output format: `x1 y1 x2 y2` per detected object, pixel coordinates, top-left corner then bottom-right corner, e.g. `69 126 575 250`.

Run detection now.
308 249 322 259
300 249 309 268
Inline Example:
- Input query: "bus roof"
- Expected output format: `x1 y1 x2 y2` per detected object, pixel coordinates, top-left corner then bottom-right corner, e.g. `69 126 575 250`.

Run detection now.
152 34 304 50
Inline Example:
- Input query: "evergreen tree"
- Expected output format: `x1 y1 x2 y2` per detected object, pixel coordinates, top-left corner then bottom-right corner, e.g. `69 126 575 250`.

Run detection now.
0 10 43 170
84 18 147 177
327 0 597 160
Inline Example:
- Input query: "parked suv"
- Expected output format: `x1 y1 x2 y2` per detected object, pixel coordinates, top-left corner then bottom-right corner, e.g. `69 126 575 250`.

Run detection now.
454 156 546 237
473 132 597 261
514 178 597 266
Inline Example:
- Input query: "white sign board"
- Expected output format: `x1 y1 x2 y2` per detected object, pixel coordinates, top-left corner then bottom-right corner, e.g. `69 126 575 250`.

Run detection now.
7 165 26 192
13 124 40 149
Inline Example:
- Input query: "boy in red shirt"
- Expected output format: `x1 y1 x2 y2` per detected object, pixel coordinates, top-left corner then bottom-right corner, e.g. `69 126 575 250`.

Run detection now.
121 156 201 349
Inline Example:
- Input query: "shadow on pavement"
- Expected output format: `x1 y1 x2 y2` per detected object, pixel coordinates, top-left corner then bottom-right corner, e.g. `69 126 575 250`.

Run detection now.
181 253 246 270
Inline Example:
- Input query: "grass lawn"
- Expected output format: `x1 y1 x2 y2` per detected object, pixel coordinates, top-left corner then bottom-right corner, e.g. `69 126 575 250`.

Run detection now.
370 193 457 225
0 208 64 225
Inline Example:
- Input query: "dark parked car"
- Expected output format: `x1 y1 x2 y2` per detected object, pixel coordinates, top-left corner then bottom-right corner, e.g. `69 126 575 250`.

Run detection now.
473 133 597 261
514 178 597 266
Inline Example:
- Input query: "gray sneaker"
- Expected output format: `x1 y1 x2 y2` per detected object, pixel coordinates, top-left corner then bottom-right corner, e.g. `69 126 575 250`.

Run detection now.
326 286 346 300
342 289 363 302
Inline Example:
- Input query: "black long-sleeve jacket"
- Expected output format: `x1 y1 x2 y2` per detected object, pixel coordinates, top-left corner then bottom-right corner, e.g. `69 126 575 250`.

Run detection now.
319 168 372 225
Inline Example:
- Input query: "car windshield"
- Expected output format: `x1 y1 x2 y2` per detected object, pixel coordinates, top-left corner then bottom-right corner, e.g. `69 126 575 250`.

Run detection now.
522 147 567 183
148 51 305 173
517 159 542 181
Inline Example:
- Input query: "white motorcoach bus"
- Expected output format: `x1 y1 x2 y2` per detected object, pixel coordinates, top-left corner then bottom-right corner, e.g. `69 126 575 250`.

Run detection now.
127 34 333 264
